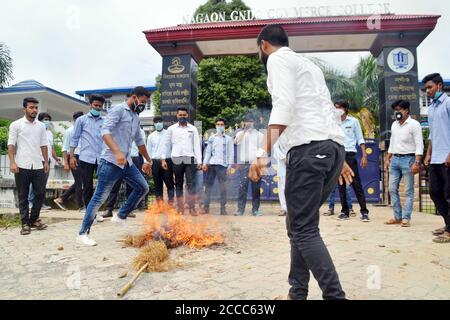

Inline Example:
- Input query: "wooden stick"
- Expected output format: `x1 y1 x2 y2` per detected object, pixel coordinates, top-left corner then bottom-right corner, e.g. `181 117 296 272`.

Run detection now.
117 263 149 298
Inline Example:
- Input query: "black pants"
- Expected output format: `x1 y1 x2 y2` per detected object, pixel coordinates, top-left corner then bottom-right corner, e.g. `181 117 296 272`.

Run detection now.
105 179 123 212
15 168 46 225
60 155 84 208
204 165 228 213
80 160 97 208
172 157 197 211
429 164 450 232
152 159 175 202
285 140 346 300
338 152 369 215
237 164 261 214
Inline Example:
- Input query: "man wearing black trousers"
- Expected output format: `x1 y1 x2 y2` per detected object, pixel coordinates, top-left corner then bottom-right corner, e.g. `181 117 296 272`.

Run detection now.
250 25 353 300
8 97 49 235
334 101 370 222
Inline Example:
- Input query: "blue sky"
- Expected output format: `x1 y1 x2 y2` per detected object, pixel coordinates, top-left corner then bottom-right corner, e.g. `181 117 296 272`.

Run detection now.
1 0 448 97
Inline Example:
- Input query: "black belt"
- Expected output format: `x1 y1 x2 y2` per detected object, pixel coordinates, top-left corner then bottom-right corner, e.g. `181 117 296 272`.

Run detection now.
393 154 415 157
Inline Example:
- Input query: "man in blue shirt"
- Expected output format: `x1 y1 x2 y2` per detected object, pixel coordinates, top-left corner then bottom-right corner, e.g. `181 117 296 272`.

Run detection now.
202 118 234 215
77 87 152 247
423 73 450 243
70 94 105 213
334 100 370 222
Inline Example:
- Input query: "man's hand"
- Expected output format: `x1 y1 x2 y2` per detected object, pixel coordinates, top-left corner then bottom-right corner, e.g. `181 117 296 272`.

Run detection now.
114 151 126 166
44 162 50 174
384 158 391 172
360 155 368 169
197 164 203 171
411 162 421 175
142 162 152 176
10 162 19 174
161 160 168 171
64 163 70 172
445 154 450 168
70 157 78 170
249 157 270 182
424 154 431 167
202 164 208 172
339 161 355 186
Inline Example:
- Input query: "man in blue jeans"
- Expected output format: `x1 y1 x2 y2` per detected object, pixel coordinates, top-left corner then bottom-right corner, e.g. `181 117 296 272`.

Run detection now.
385 100 423 228
76 87 152 246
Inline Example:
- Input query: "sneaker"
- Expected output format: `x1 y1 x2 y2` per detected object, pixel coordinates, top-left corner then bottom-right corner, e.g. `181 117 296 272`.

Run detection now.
20 225 31 235
360 214 370 222
111 215 127 228
337 213 350 220
234 212 244 216
349 209 356 217
323 208 334 216
53 198 67 211
30 220 48 230
96 215 104 223
252 210 262 217
76 234 97 247
41 205 51 210
102 211 113 218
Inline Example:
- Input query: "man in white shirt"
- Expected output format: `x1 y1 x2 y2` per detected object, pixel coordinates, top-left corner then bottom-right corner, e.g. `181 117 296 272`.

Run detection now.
385 100 423 227
234 114 265 216
148 116 175 204
7 97 50 235
249 25 353 300
161 107 202 215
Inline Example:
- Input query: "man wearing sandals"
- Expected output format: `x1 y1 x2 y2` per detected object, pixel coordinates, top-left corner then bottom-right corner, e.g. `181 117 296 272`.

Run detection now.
423 73 450 244
384 100 423 228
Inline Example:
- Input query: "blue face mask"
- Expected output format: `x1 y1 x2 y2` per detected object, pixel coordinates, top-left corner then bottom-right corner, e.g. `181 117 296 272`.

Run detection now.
43 120 50 129
434 91 443 100
178 117 188 125
155 122 164 131
90 109 101 117
216 126 225 134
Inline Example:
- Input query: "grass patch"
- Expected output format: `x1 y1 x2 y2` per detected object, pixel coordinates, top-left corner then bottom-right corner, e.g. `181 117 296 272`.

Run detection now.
0 214 21 228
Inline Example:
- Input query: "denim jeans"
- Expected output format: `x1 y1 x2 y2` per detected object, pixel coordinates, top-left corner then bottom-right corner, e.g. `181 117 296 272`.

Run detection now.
79 159 149 235
327 185 352 210
389 155 415 221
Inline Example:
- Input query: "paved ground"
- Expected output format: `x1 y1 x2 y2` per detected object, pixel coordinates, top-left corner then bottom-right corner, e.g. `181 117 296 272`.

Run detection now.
0 203 449 300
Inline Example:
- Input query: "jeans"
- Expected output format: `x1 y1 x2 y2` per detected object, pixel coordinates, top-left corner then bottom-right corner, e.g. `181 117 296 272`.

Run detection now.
79 160 149 235
327 185 353 210
60 155 84 208
429 164 450 232
204 165 228 213
338 153 369 215
237 164 261 214
80 160 97 208
15 168 47 225
285 140 346 300
389 155 415 221
152 159 175 202
172 157 197 212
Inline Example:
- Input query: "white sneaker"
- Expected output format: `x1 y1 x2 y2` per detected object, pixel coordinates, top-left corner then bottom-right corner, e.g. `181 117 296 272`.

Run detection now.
96 215 104 223
76 234 97 246
111 214 127 228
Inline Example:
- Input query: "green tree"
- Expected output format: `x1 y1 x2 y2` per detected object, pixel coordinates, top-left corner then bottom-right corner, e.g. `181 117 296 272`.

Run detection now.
0 42 13 89
152 75 162 115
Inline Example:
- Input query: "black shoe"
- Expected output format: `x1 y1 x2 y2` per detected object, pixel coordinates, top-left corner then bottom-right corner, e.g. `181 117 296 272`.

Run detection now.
323 208 334 216
30 221 48 230
128 213 136 218
337 213 350 221
360 214 370 222
20 225 31 235
102 211 113 218
220 210 228 216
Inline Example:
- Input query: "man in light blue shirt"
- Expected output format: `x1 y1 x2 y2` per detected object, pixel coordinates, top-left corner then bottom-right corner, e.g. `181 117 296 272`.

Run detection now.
423 73 450 243
77 87 152 247
147 116 174 204
202 118 234 215
70 94 105 210
334 100 370 222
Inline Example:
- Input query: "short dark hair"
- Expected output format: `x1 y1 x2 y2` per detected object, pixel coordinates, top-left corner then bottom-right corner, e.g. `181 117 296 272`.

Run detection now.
393 100 410 110
23 97 39 108
73 111 84 120
153 116 163 123
89 94 105 105
131 86 151 98
38 112 52 122
422 73 444 86
257 25 289 47
177 107 188 113
216 118 226 125
335 100 350 111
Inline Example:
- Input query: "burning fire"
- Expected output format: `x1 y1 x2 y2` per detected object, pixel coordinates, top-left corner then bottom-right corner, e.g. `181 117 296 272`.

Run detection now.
133 201 225 249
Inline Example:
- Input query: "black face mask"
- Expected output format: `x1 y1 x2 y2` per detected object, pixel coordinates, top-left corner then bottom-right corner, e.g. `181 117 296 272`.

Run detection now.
395 111 404 121
133 100 146 115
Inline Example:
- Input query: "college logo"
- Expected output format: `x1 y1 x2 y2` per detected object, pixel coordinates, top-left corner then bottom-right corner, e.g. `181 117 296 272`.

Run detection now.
168 57 185 74
387 48 415 74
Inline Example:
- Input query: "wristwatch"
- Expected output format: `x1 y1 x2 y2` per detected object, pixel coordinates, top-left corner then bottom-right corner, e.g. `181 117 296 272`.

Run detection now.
255 148 267 159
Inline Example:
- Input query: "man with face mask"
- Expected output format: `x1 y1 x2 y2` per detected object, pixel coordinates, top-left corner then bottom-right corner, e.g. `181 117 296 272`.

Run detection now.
161 107 202 215
202 118 234 215
423 73 450 243
385 100 423 227
147 116 174 204
249 25 354 300
70 94 106 217
234 114 265 216
76 87 152 246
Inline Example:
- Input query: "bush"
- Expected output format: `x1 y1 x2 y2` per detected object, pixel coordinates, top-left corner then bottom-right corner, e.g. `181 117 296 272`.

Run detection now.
0 127 8 155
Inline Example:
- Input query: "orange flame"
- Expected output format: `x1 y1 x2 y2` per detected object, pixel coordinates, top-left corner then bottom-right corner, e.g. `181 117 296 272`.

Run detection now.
142 201 224 249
